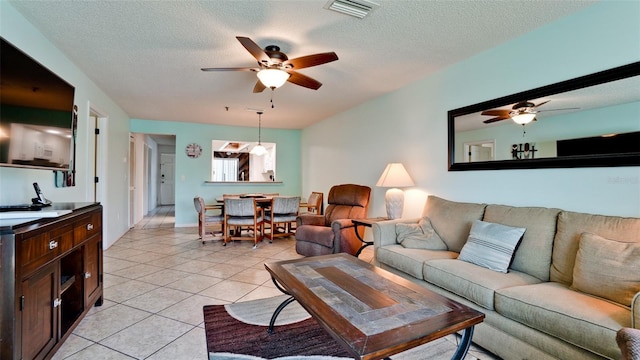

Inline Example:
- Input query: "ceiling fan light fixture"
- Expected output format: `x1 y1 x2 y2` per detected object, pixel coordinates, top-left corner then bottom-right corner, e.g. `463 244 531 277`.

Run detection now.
257 69 290 89
511 113 536 125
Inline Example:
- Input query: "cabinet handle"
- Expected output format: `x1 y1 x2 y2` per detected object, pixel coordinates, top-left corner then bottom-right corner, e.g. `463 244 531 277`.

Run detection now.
85 272 92 279
87 223 94 231
48 240 58 250
53 298 62 308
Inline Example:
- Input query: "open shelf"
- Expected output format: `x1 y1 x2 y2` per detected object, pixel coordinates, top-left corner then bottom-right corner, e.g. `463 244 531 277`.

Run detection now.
60 275 76 294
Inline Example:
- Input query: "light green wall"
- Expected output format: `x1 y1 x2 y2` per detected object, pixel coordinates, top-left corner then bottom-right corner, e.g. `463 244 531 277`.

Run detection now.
1 2 132 249
130 119 301 225
301 1 640 218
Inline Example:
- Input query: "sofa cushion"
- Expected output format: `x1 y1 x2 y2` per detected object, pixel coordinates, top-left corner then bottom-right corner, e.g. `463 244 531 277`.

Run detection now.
424 259 540 310
376 245 457 280
571 232 640 307
483 205 560 281
551 211 640 285
495 282 631 359
422 196 486 252
396 217 447 250
458 220 525 273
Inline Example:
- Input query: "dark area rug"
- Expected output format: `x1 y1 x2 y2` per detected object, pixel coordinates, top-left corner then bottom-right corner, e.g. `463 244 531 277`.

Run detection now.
203 304 351 359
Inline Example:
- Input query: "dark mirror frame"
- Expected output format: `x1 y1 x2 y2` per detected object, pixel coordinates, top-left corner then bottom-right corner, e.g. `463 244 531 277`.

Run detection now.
448 62 640 171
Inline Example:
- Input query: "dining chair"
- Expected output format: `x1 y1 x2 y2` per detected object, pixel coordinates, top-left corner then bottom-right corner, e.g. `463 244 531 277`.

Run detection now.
264 196 300 242
223 197 264 249
193 196 224 244
299 191 323 215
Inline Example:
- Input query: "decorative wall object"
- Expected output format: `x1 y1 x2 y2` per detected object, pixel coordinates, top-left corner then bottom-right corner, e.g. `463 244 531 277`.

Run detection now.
448 62 640 170
185 143 202 158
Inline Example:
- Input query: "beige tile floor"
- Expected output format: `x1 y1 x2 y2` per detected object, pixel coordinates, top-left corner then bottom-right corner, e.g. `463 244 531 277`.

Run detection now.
52 206 498 360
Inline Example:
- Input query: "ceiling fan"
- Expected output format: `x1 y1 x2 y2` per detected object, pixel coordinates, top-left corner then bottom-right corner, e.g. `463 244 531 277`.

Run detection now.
201 36 339 93
482 100 578 125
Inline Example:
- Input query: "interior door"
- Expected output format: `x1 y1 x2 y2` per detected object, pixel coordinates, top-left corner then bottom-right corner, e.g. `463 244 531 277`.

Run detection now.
129 136 135 227
470 145 492 162
159 153 175 205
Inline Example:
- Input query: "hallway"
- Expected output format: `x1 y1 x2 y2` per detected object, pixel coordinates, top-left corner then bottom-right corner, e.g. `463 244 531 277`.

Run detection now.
135 205 175 229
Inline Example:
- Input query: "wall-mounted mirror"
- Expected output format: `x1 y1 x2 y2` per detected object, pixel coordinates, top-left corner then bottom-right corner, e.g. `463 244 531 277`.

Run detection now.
448 62 640 170
211 140 276 182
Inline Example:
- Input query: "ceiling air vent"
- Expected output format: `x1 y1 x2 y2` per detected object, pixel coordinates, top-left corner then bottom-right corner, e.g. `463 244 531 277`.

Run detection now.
324 0 379 19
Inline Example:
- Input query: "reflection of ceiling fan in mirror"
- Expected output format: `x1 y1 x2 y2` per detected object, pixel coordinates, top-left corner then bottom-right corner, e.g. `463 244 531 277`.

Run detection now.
201 36 339 93
482 100 579 125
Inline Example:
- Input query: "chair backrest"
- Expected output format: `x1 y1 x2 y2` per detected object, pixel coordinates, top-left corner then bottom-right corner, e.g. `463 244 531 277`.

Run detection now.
194 196 205 214
224 198 257 217
306 192 323 214
324 184 371 225
271 196 300 215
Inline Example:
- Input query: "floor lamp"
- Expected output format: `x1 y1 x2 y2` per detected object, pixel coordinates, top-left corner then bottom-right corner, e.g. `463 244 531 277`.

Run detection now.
376 163 415 219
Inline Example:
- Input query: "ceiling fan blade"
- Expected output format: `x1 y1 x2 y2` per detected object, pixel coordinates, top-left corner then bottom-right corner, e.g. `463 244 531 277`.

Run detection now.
481 109 510 117
236 36 270 64
201 67 257 72
483 116 510 124
284 52 339 70
533 100 551 108
538 107 581 112
286 71 322 90
253 80 266 93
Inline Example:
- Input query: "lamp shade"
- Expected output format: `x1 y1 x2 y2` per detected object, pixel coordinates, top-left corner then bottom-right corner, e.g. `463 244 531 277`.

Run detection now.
511 112 536 125
257 69 290 89
376 163 414 220
376 163 415 188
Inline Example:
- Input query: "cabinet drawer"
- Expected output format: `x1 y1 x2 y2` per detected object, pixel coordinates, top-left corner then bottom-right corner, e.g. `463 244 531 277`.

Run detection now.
20 224 73 277
74 211 102 246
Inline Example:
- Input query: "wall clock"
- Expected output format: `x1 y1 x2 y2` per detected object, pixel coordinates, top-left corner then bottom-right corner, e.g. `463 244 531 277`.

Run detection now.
185 143 202 158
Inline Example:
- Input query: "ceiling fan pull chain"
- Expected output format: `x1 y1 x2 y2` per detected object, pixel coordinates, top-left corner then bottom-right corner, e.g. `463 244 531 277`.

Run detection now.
270 89 276 108
522 124 526 137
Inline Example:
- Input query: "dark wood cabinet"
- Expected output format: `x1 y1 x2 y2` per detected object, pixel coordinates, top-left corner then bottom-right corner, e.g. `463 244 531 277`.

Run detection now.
21 262 58 360
1 203 103 360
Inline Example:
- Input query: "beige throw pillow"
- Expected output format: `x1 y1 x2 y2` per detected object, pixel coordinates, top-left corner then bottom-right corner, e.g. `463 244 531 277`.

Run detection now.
396 217 447 250
571 233 640 307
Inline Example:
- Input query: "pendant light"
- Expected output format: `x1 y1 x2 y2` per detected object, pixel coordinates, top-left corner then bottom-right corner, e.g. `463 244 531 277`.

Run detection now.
250 111 267 156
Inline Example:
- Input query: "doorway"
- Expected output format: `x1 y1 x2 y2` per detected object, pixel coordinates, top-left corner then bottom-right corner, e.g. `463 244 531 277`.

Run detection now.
463 140 495 162
89 107 107 203
159 153 175 205
129 135 135 228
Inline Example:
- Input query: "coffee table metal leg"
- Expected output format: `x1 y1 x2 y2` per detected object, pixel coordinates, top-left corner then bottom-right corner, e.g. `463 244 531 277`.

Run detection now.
451 326 475 360
268 276 297 334
268 296 296 334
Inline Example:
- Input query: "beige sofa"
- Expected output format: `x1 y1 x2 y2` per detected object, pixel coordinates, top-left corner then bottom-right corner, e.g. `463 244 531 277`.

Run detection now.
372 195 640 360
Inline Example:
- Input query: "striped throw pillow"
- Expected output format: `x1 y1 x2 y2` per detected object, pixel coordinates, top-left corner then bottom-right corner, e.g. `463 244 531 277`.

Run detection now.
458 220 526 273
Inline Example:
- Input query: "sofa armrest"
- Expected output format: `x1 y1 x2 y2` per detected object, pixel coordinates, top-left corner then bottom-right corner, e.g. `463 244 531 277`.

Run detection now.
296 214 325 227
372 218 421 248
331 218 362 255
616 327 640 360
633 292 640 329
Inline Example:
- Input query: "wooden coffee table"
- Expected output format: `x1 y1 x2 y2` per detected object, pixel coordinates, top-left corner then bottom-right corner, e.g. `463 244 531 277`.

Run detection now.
264 253 484 360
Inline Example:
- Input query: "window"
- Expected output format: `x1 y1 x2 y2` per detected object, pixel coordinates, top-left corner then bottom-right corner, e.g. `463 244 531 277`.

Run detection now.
211 140 277 182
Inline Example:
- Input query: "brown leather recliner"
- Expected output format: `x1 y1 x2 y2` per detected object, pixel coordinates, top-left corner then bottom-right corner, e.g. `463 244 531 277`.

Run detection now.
295 184 371 256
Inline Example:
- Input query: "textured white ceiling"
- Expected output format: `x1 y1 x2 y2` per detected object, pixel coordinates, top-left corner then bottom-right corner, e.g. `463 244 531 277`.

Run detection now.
8 0 596 129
